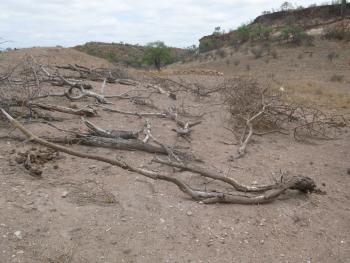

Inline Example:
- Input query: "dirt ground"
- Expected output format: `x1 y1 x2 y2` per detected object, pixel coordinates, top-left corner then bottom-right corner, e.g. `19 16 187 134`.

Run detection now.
0 45 349 263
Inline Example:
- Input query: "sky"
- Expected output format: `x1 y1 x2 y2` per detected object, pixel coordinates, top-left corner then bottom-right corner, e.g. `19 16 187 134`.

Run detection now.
0 0 333 48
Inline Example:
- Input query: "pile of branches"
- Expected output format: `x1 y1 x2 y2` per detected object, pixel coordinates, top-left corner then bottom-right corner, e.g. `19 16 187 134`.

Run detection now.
1 108 319 205
0 55 150 120
220 77 347 157
56 64 131 83
0 55 325 206
0 56 43 112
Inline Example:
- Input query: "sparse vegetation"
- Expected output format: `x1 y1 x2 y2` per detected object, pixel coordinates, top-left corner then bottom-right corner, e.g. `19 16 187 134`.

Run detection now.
324 25 350 41
271 49 278 59
250 46 264 59
330 74 344 82
327 51 339 61
216 48 227 58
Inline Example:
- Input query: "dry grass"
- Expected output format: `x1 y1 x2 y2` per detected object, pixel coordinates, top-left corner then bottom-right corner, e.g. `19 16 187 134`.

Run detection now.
283 81 350 109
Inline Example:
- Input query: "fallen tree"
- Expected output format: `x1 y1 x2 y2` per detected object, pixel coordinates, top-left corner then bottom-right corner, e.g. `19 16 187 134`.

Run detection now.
1 108 318 205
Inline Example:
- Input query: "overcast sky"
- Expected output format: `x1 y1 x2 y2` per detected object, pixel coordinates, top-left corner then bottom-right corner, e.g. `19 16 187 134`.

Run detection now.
1 0 331 48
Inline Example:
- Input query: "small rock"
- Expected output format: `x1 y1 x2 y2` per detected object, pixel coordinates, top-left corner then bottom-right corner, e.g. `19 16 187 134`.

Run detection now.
186 211 193 216
16 250 24 254
260 240 265 244
347 168 350 175
89 165 96 169
61 191 68 198
160 218 165 224
53 165 59 170
14 231 22 240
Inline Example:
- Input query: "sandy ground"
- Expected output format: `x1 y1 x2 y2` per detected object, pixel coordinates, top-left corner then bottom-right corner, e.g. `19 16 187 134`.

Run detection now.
0 46 349 263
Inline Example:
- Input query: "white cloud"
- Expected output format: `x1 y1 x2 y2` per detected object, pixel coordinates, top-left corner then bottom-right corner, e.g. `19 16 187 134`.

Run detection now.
0 0 331 48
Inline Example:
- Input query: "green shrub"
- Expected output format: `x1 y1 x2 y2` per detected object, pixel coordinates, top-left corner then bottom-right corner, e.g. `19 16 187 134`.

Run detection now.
199 39 223 53
236 24 251 43
143 41 172 70
249 25 273 41
106 52 118 62
280 26 307 45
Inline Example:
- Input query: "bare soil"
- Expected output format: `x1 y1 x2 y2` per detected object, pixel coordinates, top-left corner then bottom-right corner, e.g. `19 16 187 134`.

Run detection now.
0 45 349 263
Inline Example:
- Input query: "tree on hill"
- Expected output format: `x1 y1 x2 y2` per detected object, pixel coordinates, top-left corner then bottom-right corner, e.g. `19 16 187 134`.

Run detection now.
143 41 172 71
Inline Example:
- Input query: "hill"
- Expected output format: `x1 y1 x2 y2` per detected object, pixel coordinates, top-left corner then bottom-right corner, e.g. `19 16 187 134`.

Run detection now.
74 41 187 68
199 3 350 50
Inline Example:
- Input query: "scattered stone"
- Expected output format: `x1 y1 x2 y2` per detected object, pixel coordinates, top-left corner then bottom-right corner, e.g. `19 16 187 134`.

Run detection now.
61 191 68 198
186 211 193 216
14 231 22 240
160 218 165 224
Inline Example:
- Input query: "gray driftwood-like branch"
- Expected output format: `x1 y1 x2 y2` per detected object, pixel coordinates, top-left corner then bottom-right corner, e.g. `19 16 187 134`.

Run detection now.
1 108 318 205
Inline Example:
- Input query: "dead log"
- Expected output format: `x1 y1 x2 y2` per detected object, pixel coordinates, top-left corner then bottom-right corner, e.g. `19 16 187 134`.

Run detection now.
1 109 318 205
154 158 277 192
82 118 139 140
30 102 97 117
